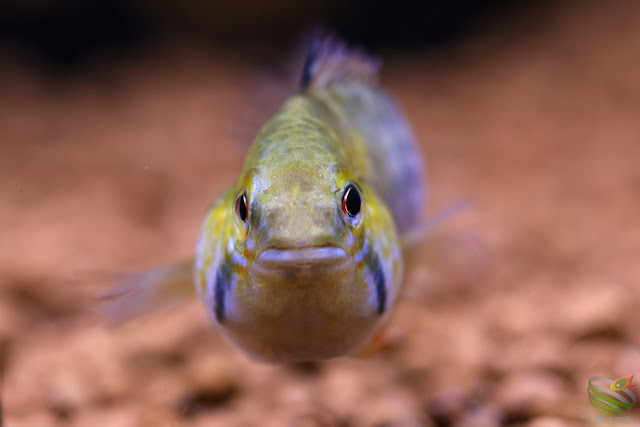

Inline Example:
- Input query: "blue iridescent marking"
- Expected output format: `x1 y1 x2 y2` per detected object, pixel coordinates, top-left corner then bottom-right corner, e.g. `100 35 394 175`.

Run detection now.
232 251 247 267
214 261 232 322
370 254 387 314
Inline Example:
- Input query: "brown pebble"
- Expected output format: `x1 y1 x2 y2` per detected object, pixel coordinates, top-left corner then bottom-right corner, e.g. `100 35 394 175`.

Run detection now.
494 371 568 417
287 409 336 427
458 404 502 427
360 390 424 427
42 367 92 416
180 356 240 416
4 411 56 427
553 285 627 339
426 386 469 425
525 416 585 427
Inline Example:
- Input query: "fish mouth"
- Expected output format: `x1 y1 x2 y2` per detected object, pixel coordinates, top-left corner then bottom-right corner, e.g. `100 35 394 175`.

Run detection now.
256 246 349 267
250 246 354 288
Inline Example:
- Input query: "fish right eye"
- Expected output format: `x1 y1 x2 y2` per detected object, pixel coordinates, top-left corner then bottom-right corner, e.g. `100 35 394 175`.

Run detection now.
342 184 362 218
235 191 248 223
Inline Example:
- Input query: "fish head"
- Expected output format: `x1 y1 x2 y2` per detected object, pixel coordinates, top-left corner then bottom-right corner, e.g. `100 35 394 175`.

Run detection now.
195 161 402 362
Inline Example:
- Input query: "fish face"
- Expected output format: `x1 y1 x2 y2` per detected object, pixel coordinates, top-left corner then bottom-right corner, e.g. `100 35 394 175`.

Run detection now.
195 161 401 362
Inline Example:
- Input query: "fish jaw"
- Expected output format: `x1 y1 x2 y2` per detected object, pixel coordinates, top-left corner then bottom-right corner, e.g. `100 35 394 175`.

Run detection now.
248 246 355 298
254 246 349 269
216 245 387 362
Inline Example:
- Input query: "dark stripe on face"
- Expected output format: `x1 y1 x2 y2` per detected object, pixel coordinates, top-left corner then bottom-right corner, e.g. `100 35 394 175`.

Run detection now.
371 254 387 314
214 261 231 323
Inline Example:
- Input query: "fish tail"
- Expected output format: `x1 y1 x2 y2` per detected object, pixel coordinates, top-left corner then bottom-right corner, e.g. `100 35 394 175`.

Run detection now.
99 259 195 323
300 34 380 93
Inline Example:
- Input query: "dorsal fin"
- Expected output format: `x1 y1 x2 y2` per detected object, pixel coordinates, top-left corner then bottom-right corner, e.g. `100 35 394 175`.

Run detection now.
300 35 380 93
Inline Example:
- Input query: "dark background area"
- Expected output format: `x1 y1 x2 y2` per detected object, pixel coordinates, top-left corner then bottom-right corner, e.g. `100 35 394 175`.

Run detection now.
0 0 537 67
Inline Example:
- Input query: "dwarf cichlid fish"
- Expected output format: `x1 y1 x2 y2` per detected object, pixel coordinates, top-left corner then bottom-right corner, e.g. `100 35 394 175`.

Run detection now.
107 36 425 363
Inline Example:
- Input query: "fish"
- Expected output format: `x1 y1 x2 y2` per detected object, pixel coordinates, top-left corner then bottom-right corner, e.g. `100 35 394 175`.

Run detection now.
105 35 425 363
610 375 637 391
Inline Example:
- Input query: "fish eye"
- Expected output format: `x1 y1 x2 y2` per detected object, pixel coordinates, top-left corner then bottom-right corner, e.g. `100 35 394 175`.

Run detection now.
235 191 248 223
342 184 362 218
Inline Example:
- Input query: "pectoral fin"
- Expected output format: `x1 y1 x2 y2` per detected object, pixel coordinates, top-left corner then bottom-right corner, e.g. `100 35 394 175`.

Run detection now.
99 258 195 323
400 199 472 250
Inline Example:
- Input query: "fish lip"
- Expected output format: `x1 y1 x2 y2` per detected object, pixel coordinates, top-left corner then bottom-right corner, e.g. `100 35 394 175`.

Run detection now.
255 246 349 267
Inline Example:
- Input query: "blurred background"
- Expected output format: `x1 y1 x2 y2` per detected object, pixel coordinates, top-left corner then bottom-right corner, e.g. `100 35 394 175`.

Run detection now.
0 0 534 65
1 0 640 426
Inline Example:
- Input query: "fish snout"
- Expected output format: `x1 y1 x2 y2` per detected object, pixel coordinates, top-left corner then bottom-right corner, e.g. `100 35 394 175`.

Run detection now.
259 203 341 248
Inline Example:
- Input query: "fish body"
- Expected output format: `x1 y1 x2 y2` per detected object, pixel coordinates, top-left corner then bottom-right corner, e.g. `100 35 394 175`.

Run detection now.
109 37 425 363
610 375 637 391
194 38 424 362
